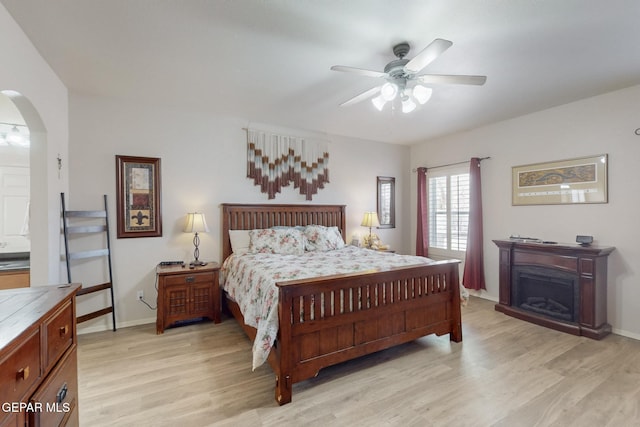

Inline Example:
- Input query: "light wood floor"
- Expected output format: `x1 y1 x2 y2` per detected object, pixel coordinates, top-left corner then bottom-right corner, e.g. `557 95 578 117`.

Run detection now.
77 297 640 426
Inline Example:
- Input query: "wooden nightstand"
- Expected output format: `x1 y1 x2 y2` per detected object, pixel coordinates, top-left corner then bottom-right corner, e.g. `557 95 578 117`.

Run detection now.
155 262 220 334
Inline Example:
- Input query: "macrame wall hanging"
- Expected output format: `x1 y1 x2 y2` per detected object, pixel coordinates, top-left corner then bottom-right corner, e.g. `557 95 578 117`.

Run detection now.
246 128 329 200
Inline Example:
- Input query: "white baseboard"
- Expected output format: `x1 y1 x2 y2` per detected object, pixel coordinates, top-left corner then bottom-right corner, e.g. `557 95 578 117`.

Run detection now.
472 292 640 342
611 327 640 341
467 289 498 302
78 300 640 343
77 317 156 335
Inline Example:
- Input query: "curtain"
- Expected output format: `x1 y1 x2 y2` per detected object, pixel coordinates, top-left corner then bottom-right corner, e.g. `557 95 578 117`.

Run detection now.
247 129 329 200
416 167 429 257
462 158 486 290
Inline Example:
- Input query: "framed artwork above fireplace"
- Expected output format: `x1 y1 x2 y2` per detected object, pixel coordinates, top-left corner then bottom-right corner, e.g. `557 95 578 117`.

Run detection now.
512 154 608 206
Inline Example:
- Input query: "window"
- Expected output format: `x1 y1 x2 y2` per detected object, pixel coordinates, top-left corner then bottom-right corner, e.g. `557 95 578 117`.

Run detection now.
377 176 395 228
427 167 469 256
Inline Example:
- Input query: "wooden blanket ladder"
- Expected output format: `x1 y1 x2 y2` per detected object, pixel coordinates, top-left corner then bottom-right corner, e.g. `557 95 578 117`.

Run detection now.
61 193 117 331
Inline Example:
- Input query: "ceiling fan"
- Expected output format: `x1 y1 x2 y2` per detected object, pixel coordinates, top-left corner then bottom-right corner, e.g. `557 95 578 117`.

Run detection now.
331 39 486 113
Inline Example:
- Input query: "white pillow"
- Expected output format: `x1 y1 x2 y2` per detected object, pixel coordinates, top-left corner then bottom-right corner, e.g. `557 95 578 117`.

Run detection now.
229 230 251 255
248 228 305 255
303 225 345 252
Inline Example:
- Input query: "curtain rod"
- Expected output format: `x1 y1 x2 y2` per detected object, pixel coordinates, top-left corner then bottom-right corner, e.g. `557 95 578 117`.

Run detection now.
412 156 491 172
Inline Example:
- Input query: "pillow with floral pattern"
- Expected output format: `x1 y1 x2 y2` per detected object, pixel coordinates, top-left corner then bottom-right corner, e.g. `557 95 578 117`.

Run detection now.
248 228 305 255
304 225 345 252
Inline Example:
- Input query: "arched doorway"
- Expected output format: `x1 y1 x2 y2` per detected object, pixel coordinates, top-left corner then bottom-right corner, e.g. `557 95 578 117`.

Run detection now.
1 90 50 287
0 93 30 288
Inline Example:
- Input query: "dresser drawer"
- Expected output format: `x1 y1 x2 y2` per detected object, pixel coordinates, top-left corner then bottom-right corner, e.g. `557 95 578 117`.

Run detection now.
0 330 41 406
44 300 74 371
29 347 78 427
0 411 23 427
163 271 213 286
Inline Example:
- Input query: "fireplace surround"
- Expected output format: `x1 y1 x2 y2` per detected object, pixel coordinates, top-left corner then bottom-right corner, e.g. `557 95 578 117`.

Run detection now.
493 239 615 339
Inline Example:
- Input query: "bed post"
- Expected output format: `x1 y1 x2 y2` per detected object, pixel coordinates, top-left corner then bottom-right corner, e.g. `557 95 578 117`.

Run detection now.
276 286 293 405
450 265 463 342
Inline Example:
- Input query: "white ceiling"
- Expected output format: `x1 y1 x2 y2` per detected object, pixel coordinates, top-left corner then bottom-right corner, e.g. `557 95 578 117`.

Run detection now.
2 0 640 145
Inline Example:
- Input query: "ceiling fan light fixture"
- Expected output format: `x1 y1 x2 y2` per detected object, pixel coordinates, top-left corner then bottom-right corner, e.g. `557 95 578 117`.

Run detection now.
331 38 486 112
401 97 416 114
380 82 398 101
371 95 387 111
412 85 432 105
6 126 23 144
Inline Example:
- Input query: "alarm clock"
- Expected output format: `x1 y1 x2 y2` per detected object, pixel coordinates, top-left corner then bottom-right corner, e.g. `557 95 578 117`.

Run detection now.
576 235 593 246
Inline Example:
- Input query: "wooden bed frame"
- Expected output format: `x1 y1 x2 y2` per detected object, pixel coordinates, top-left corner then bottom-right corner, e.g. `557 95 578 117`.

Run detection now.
221 203 462 405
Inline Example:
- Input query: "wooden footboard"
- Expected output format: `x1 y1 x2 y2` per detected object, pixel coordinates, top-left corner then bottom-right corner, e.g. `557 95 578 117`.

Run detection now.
273 260 461 404
220 203 462 405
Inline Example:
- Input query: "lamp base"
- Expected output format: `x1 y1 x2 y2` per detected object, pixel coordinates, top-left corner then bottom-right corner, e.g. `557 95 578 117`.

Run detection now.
189 260 207 267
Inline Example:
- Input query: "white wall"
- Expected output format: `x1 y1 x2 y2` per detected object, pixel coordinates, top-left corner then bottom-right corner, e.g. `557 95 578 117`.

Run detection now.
0 3 69 284
68 93 410 332
410 84 640 339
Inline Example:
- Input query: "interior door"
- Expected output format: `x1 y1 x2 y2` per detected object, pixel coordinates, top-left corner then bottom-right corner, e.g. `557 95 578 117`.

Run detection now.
0 166 30 253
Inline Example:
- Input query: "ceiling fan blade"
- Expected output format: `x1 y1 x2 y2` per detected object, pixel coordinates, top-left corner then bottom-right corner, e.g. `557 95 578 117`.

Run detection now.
340 86 381 107
331 65 386 78
404 38 453 74
416 74 487 85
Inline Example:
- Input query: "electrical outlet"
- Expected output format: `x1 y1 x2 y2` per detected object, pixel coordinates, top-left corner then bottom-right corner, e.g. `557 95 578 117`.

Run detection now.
137 290 144 301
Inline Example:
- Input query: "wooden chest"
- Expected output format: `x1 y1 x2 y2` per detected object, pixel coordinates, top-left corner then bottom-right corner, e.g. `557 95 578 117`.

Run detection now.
0 284 80 427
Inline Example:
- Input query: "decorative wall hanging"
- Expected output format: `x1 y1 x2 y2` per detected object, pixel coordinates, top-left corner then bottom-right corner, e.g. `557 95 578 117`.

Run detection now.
246 128 329 200
512 154 608 206
115 155 162 238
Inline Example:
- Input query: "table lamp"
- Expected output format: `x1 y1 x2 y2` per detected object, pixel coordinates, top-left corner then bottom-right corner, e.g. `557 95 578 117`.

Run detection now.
184 212 209 266
361 212 380 248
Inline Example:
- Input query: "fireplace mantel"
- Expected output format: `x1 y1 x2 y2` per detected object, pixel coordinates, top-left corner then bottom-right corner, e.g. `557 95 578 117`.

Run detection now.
493 239 615 339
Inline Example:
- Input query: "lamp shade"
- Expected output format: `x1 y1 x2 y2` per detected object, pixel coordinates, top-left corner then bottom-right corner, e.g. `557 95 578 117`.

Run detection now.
371 95 386 111
412 85 433 105
401 97 416 113
184 212 209 233
380 82 398 101
361 212 380 228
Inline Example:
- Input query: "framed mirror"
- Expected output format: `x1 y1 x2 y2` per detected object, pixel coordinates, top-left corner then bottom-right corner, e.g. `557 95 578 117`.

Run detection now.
377 176 395 229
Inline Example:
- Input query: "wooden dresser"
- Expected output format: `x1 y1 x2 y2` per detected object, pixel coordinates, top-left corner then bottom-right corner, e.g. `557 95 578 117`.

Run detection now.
0 284 81 427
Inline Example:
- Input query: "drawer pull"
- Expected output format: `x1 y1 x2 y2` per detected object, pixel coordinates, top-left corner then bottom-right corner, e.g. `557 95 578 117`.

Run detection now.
60 325 69 337
16 366 30 381
186 276 195 283
56 383 68 404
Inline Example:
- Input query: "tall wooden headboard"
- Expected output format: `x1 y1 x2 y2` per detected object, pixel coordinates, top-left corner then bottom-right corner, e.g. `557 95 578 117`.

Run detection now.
221 204 346 261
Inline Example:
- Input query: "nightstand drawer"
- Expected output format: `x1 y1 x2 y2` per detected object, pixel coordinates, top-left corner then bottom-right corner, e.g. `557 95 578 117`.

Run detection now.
0 330 41 405
44 300 74 372
163 271 213 286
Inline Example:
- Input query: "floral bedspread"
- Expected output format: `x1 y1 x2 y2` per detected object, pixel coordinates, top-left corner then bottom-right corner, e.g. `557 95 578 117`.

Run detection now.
220 246 436 370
